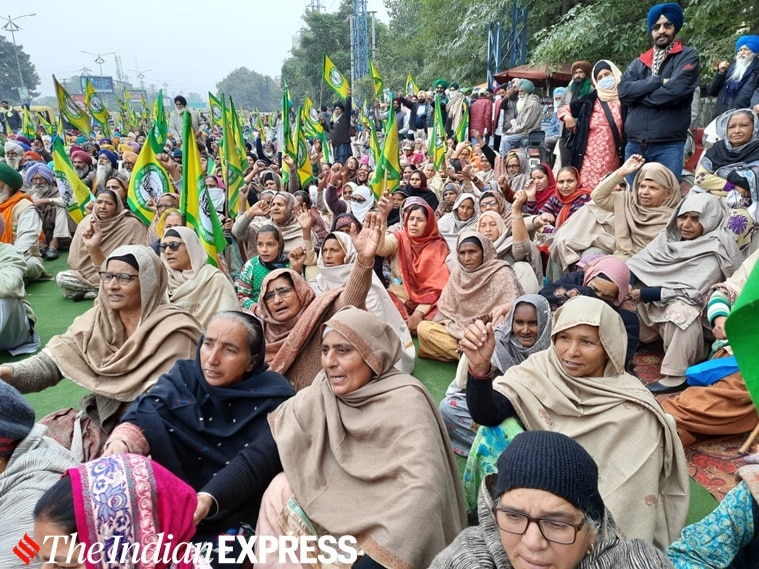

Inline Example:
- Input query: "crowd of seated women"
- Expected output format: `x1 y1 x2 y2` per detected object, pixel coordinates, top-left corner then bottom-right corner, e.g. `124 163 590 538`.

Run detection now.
5 98 759 568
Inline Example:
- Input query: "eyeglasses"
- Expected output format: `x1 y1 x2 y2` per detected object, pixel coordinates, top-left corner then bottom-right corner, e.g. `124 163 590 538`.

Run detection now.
263 286 295 303
480 200 498 209
350 195 367 203
652 22 674 30
99 271 139 285
159 241 185 252
492 507 586 545
506 163 521 170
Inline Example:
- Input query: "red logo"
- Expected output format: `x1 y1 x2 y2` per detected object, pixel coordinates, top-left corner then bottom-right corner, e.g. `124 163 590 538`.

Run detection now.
13 534 40 565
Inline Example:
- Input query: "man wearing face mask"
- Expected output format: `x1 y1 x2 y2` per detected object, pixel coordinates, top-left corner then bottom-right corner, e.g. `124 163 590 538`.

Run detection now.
23 163 74 261
618 3 699 181
0 162 46 280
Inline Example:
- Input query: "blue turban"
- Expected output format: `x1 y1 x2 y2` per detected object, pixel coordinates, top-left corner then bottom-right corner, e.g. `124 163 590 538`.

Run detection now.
98 149 118 168
646 3 684 33
553 87 566 98
518 79 535 94
24 162 54 186
737 35 759 55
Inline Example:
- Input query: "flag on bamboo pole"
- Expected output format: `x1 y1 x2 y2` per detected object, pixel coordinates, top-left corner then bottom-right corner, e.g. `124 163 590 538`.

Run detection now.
180 110 226 267
221 95 244 217
406 73 419 95
127 125 173 226
21 106 35 140
150 90 168 153
369 103 401 198
369 60 384 99
54 75 91 136
455 99 469 143
428 95 447 169
51 137 94 224
323 54 350 100
84 79 111 137
209 92 224 128
726 264 759 412
296 109 313 187
303 96 322 137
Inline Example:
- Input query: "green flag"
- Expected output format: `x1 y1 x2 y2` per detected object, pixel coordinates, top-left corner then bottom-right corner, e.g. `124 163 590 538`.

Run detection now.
54 75 91 136
221 95 244 216
209 92 224 128
428 95 447 169
150 90 168 154
726 263 759 412
455 99 469 144
370 61 384 99
127 125 173 226
323 54 350 100
370 103 401 198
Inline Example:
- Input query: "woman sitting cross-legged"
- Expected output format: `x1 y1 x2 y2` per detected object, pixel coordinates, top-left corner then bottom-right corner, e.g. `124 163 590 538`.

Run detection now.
252 307 467 569
105 311 295 547
461 296 689 549
417 231 523 362
0 245 201 461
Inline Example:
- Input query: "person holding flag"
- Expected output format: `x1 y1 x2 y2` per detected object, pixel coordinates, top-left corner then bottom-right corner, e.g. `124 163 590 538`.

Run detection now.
329 89 352 165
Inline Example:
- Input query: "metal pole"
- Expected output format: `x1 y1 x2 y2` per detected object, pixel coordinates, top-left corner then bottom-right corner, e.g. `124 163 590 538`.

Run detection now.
1 13 37 99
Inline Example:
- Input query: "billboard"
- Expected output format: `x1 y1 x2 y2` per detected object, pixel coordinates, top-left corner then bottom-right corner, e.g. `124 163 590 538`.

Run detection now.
79 75 114 93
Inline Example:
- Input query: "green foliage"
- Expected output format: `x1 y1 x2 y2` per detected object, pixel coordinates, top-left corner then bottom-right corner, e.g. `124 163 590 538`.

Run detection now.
0 36 40 102
215 67 281 112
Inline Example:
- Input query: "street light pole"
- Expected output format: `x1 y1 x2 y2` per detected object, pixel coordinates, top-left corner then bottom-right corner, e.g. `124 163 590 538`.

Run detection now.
1 13 36 100
81 51 116 78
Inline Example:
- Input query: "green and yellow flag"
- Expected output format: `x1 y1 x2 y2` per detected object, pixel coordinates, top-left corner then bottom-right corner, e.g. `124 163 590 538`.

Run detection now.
370 103 401 198
406 73 419 95
127 126 173 226
21 106 35 140
36 111 53 135
54 75 91 136
303 96 322 137
323 54 350 100
455 99 469 144
56 113 65 139
180 110 227 267
51 137 94 224
209 92 224 128
281 83 297 185
221 95 244 216
369 119 380 167
370 60 384 99
296 109 313 187
428 95 447 169
84 79 111 137
150 90 168 154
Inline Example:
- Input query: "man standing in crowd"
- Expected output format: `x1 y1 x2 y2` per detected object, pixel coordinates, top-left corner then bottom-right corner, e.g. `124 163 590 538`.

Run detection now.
708 35 759 118
469 88 493 143
562 61 593 104
169 95 199 140
330 89 352 164
618 2 700 180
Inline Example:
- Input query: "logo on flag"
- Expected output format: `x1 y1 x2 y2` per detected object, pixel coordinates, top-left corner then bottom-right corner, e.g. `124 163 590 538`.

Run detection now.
89 94 105 114
212 106 222 121
330 69 344 88
132 164 168 204
66 98 85 120
55 174 74 205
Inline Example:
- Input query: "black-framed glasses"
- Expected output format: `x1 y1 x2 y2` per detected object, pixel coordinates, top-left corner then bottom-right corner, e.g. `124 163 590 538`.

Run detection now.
263 286 295 303
99 272 139 285
492 507 586 545
652 22 674 30
159 241 185 252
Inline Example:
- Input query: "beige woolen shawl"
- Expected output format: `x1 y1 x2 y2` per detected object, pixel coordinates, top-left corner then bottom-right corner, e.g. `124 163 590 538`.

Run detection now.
613 163 682 258
46 245 201 401
270 307 466 569
163 226 239 327
492 296 689 549
67 190 149 287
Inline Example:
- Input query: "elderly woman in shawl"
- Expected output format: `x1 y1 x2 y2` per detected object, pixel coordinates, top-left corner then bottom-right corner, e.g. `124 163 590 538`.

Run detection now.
461 296 689 549
160 226 239 326
439 295 552 457
56 188 148 301
0 245 201 461
438 193 479 250
376 194 451 335
105 311 295 543
34 454 210 569
253 307 467 569
432 432 673 569
254 214 382 390
308 230 416 373
693 108 759 252
628 193 743 393
146 192 180 246
436 183 461 219
417 231 523 362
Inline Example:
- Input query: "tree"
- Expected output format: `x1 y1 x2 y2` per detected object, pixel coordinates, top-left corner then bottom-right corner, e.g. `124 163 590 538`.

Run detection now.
215 68 281 111
0 36 40 102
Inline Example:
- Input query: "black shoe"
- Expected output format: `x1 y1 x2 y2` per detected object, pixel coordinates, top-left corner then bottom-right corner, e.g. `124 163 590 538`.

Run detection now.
647 380 687 395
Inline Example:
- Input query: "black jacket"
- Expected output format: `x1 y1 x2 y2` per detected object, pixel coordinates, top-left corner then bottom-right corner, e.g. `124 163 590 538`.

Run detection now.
329 97 352 146
618 40 700 144
567 91 626 171
707 58 759 118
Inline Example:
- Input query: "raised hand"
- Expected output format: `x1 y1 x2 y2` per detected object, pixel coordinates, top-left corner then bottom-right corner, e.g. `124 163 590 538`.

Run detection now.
512 189 528 209
81 219 103 250
525 179 537 202
295 203 313 229
376 192 393 220
246 200 270 219
355 212 382 263
617 154 646 178
288 246 306 274
459 319 496 376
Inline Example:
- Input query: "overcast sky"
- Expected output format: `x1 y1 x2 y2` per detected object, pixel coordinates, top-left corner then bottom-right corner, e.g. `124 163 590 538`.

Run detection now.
3 0 388 98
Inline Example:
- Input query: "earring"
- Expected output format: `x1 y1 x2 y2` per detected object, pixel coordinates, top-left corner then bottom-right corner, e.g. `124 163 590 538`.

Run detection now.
586 542 595 556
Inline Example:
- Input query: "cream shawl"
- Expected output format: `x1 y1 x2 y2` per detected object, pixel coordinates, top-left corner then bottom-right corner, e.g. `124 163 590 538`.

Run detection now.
492 296 689 549
46 245 201 401
270 307 466 569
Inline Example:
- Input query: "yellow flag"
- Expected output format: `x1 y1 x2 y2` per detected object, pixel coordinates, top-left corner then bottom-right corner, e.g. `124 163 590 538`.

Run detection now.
84 79 111 137
127 126 173 226
323 54 350 100
370 61 384 99
54 75 91 136
51 137 94 223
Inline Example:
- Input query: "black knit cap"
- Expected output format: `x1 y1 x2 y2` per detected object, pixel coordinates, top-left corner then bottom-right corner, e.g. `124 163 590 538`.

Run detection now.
494 431 605 522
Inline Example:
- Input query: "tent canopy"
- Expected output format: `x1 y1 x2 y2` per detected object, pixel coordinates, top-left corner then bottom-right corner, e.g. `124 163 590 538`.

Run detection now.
494 63 573 86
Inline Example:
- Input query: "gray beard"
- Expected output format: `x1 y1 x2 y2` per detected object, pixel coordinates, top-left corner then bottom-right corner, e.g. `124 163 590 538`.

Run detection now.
76 166 90 179
120 168 132 182
0 187 10 204
729 55 754 82
30 184 51 199
5 157 21 170
516 96 527 115
96 164 113 187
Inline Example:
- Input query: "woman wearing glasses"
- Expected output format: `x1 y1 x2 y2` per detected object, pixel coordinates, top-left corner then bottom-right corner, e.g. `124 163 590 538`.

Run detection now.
0 245 201 461
254 213 382 390
160 226 239 327
431 431 671 568
56 188 148 301
462 296 688 549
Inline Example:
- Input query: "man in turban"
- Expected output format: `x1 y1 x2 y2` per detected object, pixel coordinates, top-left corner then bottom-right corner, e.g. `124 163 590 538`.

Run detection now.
618 3 699 181
24 163 74 260
94 149 118 192
0 162 45 280
329 90 353 164
562 61 593 104
708 35 759 118
3 141 24 172
120 150 138 182
71 150 95 189
501 79 543 152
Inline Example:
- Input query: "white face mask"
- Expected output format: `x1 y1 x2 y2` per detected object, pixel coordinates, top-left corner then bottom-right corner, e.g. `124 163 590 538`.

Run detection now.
597 76 617 90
